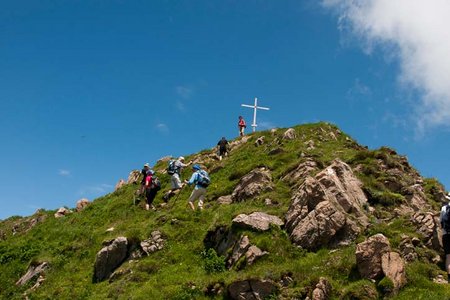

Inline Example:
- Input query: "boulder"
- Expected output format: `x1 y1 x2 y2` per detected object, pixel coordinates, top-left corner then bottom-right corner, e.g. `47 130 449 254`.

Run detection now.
217 195 233 205
355 234 391 280
232 212 284 232
228 279 277 300
226 235 251 268
289 201 347 250
282 158 318 187
283 128 296 140
54 207 71 218
381 251 407 291
254 136 265 147
245 245 268 266
229 136 250 151
312 277 332 300
76 198 90 212
127 170 141 184
16 262 49 286
115 179 126 191
286 160 368 250
157 155 172 163
231 168 274 202
93 237 129 283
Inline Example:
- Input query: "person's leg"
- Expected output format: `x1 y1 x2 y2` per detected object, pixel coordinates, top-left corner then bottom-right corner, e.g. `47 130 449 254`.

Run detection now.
148 189 157 210
443 234 450 282
188 189 200 211
145 188 151 210
197 188 206 210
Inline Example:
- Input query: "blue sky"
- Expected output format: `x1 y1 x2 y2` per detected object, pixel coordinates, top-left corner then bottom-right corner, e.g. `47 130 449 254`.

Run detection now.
1 1 450 220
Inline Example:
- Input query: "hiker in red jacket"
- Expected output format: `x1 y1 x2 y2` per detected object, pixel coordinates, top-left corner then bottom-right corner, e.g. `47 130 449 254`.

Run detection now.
238 116 246 137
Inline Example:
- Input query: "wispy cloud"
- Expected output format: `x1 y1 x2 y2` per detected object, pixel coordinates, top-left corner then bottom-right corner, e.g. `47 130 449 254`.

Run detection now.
322 0 450 134
176 85 193 99
58 169 71 177
156 123 169 133
258 121 277 130
346 78 371 99
175 100 185 112
79 184 113 196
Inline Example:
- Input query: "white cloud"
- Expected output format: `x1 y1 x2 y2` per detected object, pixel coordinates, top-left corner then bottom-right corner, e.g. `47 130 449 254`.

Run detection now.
176 85 193 99
58 169 71 176
175 100 185 111
322 0 450 133
156 123 169 133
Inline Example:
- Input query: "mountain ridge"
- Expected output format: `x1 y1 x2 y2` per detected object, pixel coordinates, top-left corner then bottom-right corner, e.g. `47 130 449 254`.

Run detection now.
1 122 449 299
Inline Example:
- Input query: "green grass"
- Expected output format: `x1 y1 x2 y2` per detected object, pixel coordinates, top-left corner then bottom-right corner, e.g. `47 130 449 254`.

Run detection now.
1 122 449 299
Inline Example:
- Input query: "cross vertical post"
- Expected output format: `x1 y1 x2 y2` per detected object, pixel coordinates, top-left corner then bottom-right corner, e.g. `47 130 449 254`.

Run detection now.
241 97 270 133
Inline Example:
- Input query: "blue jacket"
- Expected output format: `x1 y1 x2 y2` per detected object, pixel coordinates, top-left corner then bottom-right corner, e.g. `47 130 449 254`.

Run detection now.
188 171 204 189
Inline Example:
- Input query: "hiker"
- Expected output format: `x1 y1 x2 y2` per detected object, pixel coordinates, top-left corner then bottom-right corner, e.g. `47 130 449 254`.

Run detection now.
185 164 210 211
163 156 189 201
440 192 450 282
238 116 246 136
144 169 160 211
217 137 229 161
140 163 150 195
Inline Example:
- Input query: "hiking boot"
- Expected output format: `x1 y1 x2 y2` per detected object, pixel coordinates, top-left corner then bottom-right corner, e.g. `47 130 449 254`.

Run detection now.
145 204 150 211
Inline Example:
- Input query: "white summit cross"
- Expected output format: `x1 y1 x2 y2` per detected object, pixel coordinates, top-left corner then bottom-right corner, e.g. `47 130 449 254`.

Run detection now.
241 97 270 133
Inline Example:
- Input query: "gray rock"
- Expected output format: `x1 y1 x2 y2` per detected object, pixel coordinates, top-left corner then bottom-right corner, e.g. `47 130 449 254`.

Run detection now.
115 179 126 191
217 195 233 205
283 128 296 140
127 170 141 184
355 234 391 280
16 262 49 286
245 245 268 266
232 212 283 232
228 279 277 300
381 251 407 292
312 277 331 300
231 168 273 202
226 235 251 268
54 207 71 218
76 198 90 212
93 237 128 282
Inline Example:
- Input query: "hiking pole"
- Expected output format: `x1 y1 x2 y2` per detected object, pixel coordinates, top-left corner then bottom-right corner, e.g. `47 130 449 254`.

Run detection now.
171 184 185 208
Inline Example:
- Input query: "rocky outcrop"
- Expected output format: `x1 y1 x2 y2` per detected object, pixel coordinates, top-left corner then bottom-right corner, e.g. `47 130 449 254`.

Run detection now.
229 136 250 151
283 128 296 140
286 160 368 250
356 234 407 291
140 231 165 255
76 198 90 212
228 279 277 300
217 195 233 205
254 136 265 146
411 212 442 251
93 237 129 283
232 212 283 231
115 179 126 191
356 234 391 280
16 262 49 286
282 158 318 187
311 277 332 300
127 170 141 184
381 251 407 291
231 168 274 202
204 227 268 269
226 235 251 268
54 207 71 218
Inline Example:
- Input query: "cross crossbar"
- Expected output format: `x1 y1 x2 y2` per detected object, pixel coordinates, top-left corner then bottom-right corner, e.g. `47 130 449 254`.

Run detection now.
241 97 270 132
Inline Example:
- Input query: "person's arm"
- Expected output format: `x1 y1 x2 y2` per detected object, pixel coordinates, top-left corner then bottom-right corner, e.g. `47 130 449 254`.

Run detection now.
187 172 197 185
441 205 446 227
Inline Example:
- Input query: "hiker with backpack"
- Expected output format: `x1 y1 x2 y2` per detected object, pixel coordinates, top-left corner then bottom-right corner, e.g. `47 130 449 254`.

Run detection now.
144 169 161 211
139 163 150 195
440 192 450 282
217 137 229 161
163 156 189 201
238 116 246 137
184 164 210 211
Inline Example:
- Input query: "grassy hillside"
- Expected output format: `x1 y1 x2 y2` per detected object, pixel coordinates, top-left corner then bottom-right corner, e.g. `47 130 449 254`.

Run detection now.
1 122 449 300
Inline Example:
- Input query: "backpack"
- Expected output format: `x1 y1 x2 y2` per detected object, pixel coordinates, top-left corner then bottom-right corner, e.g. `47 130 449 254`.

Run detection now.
167 160 177 175
150 177 161 191
442 204 450 232
196 170 210 188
